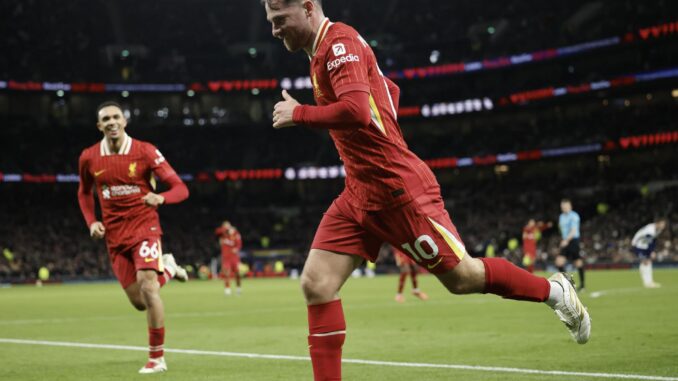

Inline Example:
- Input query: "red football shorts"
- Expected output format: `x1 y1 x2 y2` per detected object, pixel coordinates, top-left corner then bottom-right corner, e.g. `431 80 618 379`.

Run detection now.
311 188 465 274
109 236 164 289
221 253 240 274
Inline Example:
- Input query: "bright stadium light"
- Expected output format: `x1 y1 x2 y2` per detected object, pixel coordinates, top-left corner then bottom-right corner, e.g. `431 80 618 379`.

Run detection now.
429 50 440 64
280 77 292 90
284 168 296 180
56 90 64 97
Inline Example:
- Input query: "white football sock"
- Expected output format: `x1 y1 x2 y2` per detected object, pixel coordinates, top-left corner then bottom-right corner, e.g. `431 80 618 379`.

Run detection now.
545 280 563 307
639 263 651 285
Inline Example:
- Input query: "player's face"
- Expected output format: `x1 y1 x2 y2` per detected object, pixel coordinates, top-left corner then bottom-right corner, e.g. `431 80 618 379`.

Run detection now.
265 0 313 52
560 201 572 213
97 106 127 140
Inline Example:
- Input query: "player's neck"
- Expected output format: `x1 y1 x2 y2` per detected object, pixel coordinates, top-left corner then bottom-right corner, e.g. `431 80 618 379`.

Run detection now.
105 133 127 153
304 14 327 56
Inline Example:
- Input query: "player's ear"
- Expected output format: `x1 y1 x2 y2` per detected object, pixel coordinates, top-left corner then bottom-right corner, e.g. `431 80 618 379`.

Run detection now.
96 121 104 132
303 0 313 16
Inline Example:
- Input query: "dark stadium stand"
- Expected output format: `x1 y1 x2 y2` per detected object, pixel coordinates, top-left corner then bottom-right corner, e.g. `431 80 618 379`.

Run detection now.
1 0 677 283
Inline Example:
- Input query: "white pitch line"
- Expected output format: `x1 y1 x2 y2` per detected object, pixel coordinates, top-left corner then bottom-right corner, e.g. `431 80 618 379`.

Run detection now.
589 287 645 299
1 338 677 381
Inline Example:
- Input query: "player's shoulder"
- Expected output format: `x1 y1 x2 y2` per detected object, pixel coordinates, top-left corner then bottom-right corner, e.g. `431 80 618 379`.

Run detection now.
327 22 359 38
132 138 160 156
326 22 366 46
131 137 154 150
79 141 101 160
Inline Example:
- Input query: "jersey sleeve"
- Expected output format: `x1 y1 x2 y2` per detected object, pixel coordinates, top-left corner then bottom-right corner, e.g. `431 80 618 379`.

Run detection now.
235 231 243 250
143 143 189 204
384 77 400 113
77 150 97 227
293 91 370 129
324 32 370 97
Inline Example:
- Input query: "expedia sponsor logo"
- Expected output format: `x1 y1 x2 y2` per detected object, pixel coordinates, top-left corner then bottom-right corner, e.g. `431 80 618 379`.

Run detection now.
332 43 346 56
101 184 142 199
327 54 360 71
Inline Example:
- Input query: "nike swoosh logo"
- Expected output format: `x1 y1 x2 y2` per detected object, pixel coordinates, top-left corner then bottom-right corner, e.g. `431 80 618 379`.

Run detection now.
427 257 443 269
144 258 156 263
94 170 106 177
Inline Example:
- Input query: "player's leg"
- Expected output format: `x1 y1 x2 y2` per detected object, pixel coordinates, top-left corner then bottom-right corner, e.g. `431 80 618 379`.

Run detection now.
395 262 407 302
523 251 536 273
123 282 146 311
639 254 660 288
373 189 589 343
232 261 242 295
410 265 428 300
222 255 232 295
567 240 585 291
574 258 585 290
161 253 187 283
128 238 168 374
304 196 381 381
639 258 651 286
301 249 362 381
555 254 567 272
112 253 147 311
136 269 167 373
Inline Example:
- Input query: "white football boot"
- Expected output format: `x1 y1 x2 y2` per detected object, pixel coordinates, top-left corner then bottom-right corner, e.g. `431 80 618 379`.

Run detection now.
162 253 188 282
138 357 167 374
549 272 591 344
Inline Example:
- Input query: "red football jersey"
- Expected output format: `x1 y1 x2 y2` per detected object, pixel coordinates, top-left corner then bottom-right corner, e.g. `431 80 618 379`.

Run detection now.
78 134 180 247
522 226 539 254
215 226 242 256
309 19 439 210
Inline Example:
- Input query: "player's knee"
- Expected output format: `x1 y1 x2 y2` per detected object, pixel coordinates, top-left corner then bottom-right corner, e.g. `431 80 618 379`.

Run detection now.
442 279 475 295
131 300 146 311
139 278 159 298
300 272 332 303
437 258 485 295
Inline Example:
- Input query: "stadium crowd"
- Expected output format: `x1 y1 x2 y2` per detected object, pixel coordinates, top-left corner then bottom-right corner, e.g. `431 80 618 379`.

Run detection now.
1 158 676 283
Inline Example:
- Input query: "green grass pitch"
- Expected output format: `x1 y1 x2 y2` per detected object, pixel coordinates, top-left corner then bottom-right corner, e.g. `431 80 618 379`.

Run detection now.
1 269 677 380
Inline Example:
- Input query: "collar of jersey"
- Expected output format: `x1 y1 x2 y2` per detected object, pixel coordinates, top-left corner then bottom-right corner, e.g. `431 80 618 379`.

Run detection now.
310 17 333 58
100 133 132 156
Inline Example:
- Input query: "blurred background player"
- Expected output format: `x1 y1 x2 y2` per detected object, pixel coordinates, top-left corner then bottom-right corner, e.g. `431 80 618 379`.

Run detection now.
393 245 429 302
557 199 585 291
215 220 243 295
263 1 590 379
77 101 189 374
631 218 667 288
522 219 552 273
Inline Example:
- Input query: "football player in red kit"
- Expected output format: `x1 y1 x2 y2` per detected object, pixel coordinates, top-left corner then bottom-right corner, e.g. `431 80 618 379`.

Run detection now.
522 219 552 273
215 220 243 295
78 101 189 374
393 246 428 303
262 1 591 379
